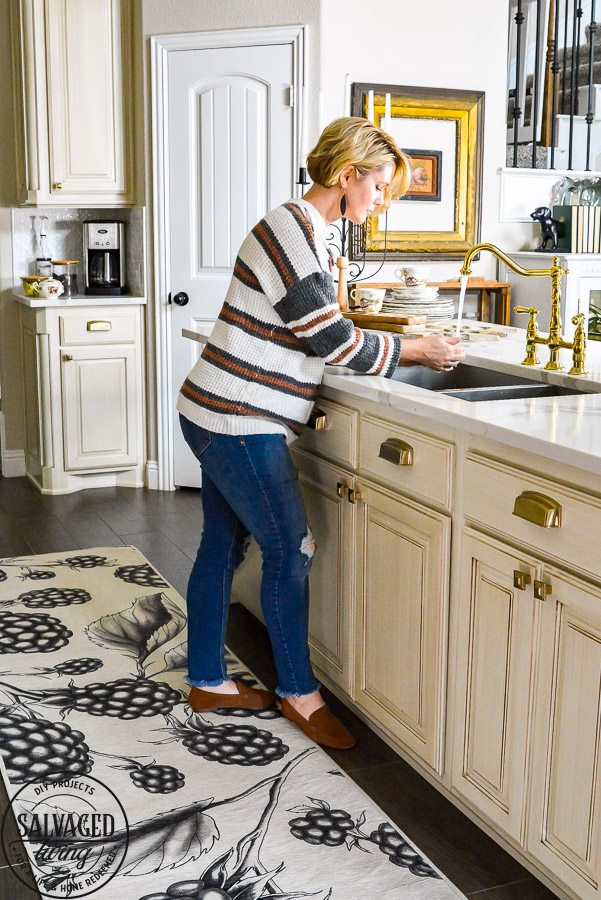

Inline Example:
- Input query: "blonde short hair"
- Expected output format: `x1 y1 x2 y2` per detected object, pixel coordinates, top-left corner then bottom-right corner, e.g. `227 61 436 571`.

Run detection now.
307 117 412 210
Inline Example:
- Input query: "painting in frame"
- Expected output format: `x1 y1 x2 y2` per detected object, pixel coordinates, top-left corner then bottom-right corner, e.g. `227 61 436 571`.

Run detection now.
350 83 484 260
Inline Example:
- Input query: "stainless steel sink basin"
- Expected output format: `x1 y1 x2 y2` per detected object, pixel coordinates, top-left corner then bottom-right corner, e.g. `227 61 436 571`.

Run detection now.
390 364 584 401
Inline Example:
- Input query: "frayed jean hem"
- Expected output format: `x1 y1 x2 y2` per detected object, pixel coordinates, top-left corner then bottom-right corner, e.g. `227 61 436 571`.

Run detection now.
185 675 229 688
276 681 321 699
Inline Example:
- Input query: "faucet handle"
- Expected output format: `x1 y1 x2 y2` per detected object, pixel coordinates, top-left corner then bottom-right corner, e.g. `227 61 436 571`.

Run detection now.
513 305 540 316
513 306 541 366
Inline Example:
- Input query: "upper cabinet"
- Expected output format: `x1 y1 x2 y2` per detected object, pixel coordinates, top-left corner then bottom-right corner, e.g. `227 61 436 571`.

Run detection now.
13 0 134 206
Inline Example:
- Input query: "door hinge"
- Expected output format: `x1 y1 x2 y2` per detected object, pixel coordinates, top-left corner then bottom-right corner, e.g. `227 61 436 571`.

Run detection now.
287 84 294 107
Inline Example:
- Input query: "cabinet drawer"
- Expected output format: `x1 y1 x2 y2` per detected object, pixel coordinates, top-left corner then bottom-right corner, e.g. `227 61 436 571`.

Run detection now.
60 313 137 345
464 452 601 578
296 398 358 468
359 414 453 509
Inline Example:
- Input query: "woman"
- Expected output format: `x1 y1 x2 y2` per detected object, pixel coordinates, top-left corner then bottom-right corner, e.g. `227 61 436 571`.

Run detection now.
177 117 464 750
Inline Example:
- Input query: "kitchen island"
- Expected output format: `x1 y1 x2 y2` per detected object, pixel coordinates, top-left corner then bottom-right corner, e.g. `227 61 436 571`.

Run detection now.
229 327 601 900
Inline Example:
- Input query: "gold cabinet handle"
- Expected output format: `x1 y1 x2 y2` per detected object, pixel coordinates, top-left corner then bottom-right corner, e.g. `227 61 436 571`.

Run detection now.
534 579 552 601
63 354 73 361
378 437 414 466
336 482 349 497
348 489 361 504
87 320 112 332
513 570 532 591
512 491 562 528
52 182 63 190
307 408 328 430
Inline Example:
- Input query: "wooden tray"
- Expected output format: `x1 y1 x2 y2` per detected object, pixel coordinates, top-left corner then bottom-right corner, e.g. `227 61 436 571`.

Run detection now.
343 311 428 333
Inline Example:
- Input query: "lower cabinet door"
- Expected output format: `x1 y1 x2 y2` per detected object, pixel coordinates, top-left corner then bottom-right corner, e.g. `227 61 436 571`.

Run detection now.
354 479 450 774
292 449 355 695
528 567 601 899
451 528 542 844
61 346 138 470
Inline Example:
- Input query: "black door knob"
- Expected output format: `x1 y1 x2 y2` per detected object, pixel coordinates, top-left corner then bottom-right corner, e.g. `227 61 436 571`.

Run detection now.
170 291 189 306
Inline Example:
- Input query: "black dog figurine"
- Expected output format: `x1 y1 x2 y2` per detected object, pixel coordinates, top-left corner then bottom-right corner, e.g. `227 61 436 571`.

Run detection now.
530 206 564 251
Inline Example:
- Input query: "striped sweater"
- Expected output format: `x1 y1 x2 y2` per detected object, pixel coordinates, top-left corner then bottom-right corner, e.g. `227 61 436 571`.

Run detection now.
177 198 403 440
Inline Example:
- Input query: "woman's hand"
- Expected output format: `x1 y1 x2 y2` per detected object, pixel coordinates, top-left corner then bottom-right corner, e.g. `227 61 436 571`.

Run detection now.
400 335 466 371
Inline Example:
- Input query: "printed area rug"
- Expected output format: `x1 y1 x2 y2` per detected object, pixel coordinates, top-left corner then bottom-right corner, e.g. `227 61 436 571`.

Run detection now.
0 547 465 900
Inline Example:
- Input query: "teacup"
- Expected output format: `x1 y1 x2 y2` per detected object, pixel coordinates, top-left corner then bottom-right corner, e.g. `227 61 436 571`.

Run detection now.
399 266 429 288
349 287 385 313
21 275 48 296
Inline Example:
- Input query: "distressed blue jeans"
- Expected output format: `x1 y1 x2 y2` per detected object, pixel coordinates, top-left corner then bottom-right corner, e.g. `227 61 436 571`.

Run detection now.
179 414 320 698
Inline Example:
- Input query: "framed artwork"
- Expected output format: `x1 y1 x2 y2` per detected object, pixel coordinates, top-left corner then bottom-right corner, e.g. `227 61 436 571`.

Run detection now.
402 149 442 201
350 83 485 260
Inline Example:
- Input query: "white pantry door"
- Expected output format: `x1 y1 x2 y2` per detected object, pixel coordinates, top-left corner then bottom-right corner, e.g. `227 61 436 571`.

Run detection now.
169 42 296 487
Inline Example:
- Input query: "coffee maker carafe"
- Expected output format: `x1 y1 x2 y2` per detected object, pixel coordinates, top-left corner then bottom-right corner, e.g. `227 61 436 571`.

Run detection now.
84 221 126 295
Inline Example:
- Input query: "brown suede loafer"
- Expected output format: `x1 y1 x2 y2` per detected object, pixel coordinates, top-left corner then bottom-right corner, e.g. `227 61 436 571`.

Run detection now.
187 681 278 712
280 697 356 749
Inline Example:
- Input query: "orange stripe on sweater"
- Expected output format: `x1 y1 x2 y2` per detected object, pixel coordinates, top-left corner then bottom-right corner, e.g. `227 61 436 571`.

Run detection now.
221 307 305 348
374 334 389 375
291 307 338 333
203 347 316 396
254 224 294 288
234 261 261 290
330 327 362 364
181 383 302 433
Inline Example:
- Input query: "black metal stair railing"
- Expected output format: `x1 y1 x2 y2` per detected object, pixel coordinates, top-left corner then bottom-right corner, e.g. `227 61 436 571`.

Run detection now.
508 0 598 170
586 1 597 168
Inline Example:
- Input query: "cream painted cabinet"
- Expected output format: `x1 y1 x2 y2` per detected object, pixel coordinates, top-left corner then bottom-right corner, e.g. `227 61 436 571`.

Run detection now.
19 302 145 494
354 478 451 775
528 567 601 899
61 345 138 470
290 448 356 696
14 0 133 206
450 529 542 843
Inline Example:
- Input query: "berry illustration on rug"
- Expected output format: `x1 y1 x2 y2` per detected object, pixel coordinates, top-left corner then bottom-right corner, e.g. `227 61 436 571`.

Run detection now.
0 547 465 900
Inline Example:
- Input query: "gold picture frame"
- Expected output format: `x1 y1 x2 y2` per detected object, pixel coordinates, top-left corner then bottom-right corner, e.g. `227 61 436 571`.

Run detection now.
350 83 485 259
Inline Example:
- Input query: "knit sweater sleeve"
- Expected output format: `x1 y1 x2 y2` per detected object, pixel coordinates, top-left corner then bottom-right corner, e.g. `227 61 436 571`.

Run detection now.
248 203 402 377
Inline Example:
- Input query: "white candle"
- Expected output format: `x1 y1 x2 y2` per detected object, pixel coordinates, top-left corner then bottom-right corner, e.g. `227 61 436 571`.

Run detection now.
318 90 325 134
344 73 351 116
367 90 374 124
298 83 304 168
385 92 391 131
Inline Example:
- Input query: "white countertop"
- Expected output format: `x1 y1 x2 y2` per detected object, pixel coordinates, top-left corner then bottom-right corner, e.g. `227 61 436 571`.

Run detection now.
14 292 147 308
181 324 601 476
323 330 601 476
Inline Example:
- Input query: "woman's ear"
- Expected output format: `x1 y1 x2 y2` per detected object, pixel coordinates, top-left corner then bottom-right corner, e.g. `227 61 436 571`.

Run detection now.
339 164 354 189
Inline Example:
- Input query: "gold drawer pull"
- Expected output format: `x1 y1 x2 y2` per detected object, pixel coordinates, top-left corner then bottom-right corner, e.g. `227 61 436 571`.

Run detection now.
534 580 552 601
513 570 532 591
336 482 349 497
512 491 562 528
348 489 361 504
307 408 328 430
378 438 413 466
87 320 112 332
63 354 73 361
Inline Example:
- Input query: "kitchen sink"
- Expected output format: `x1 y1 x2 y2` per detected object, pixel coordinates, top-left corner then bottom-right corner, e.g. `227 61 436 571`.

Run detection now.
390 363 585 401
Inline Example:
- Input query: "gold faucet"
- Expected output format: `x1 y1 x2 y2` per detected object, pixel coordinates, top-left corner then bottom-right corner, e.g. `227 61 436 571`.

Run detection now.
460 243 585 373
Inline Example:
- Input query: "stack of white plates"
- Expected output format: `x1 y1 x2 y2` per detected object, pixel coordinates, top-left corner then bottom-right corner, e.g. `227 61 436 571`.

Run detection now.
382 285 454 321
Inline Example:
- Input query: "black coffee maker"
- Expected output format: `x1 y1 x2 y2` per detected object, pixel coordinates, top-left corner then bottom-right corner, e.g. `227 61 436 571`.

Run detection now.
83 221 127 295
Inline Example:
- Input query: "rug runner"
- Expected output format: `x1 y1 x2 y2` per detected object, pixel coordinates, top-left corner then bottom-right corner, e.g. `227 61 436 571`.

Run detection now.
0 546 465 900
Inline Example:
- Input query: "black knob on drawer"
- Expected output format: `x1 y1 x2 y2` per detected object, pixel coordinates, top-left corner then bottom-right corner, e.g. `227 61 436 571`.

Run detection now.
169 291 189 306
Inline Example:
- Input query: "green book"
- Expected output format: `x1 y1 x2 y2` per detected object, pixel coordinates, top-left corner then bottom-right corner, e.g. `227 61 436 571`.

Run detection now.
553 205 579 253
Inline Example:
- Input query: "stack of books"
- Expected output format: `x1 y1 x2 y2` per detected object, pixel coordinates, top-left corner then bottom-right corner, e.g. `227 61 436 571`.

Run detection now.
553 205 601 253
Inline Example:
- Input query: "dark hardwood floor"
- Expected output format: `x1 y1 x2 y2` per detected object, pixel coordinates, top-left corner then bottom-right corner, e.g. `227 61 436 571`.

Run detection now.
0 477 558 899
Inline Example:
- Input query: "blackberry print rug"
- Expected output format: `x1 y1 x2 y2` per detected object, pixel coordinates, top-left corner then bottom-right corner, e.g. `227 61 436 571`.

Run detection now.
0 547 465 900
